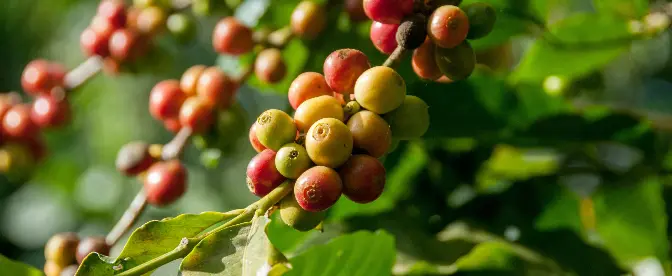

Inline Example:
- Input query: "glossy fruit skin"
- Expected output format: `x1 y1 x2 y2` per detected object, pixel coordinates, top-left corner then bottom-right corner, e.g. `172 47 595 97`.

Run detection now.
212 17 254 55
44 232 79 266
323 49 371 94
180 65 206 97
347 111 391 158
412 38 442 80
291 1 327 39
2 104 38 138
463 2 496 39
279 193 326 231
197 67 237 109
91 15 117 39
115 141 154 175
81 27 111 57
247 149 286 197
179 97 214 133
255 48 287 84
248 123 267 153
109 29 142 61
434 40 476 81
31 95 71 128
384 95 429 139
167 13 197 43
255 109 297 151
144 160 188 206
44 261 64 276
288 72 333 110
427 5 469 49
21 60 66 95
136 6 167 35
396 15 427 50
149 80 187 121
363 0 414 24
76 237 110 264
345 0 367 22
294 95 344 132
98 0 127 29
294 166 343 212
164 118 182 133
305 118 353 168
275 143 312 179
370 21 399 54
339 154 385 203
354 66 406 114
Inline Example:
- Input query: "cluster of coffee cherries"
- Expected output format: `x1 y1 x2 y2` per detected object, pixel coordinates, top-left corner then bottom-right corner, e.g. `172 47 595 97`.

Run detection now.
43 233 110 276
247 48 429 231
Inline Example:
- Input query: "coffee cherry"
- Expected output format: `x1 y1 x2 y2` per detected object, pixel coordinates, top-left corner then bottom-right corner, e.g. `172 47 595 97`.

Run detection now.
102 57 122 75
98 0 127 29
347 111 391 158
412 38 442 80
345 0 367 22
339 154 385 203
44 233 79 266
212 17 254 55
354 66 406 114
31 95 71 128
76 237 110 264
294 95 344 133
279 193 326 231
396 15 427 50
363 0 414 24
288 72 333 110
109 29 143 61
91 15 116 39
136 6 167 35
291 1 327 39
21 60 66 95
294 166 343 212
463 2 496 39
144 160 188 206
133 0 170 9
180 65 206 97
343 101 360 117
275 143 312 179
60 265 79 276
427 5 469 49
149 80 187 121
179 97 214 133
323 49 371 94
126 7 142 31
388 138 400 153
384 95 429 139
255 109 297 151
248 123 267 153
196 67 237 109
81 28 111 57
115 141 154 176
163 118 182 133
370 22 399 54
305 118 353 168
434 40 475 81
0 142 36 180
247 149 286 197
44 261 64 276
255 48 287 84
167 13 197 44
2 104 38 138
425 0 463 10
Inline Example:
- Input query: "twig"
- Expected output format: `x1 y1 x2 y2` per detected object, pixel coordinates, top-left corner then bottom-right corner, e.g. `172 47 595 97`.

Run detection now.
382 46 408 68
64 56 104 90
267 26 294 49
105 190 148 246
161 127 194 160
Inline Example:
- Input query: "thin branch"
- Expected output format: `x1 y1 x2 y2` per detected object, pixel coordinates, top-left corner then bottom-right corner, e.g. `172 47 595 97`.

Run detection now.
383 46 408 68
64 56 104 90
161 127 194 160
105 190 148 246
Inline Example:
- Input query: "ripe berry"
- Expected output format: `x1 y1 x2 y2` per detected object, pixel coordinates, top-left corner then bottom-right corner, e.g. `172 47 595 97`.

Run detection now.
354 66 406 114
427 5 469 49
323 49 370 94
255 109 297 151
248 123 267 153
247 149 286 197
149 80 187 121
363 0 414 24
384 95 429 139
412 38 442 80
109 29 143 61
434 40 476 81
305 118 353 168
275 143 312 179
288 72 333 110
180 65 206 97
2 104 38 138
347 111 391 158
91 15 116 38
81 28 111 57
463 2 497 39
179 97 215 133
115 141 154 176
396 15 427 50
136 6 167 35
255 48 287 84
44 261 64 276
163 118 182 133
370 22 399 54
213 17 254 55
279 193 326 231
21 60 66 95
98 0 127 29
144 160 188 206
76 237 110 264
167 13 197 44
345 0 368 22
196 67 237 109
31 95 70 128
294 166 343 212
339 154 385 203
291 1 327 39
294 95 343 133
44 233 79 266
0 142 36 180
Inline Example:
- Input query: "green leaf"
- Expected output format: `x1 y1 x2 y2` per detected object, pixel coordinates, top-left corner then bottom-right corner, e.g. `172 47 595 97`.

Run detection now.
593 0 649 19
285 230 395 276
451 241 563 275
0 254 42 276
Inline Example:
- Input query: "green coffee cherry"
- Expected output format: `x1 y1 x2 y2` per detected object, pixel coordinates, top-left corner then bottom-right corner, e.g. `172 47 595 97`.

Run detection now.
255 109 298 151
167 13 197 44
275 143 312 179
434 40 476 81
279 194 326 231
463 3 497 40
354 66 406 114
0 142 36 182
384 96 429 140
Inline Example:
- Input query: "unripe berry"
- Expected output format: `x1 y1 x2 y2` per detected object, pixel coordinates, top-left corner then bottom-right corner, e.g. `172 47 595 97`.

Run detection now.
31 95 71 128
288 72 333 110
0 142 36 180
149 80 187 121
115 141 154 176
76 237 110 264
44 232 79 266
255 109 297 151
343 101 361 118
463 2 497 39
345 0 367 22
370 22 399 54
21 60 66 95
213 17 254 55
294 166 343 212
396 15 427 50
384 95 429 139
196 67 237 109
167 13 197 44
109 29 143 61
275 143 312 179
305 118 353 168
98 0 127 29
2 104 38 138
427 5 469 49
144 160 188 206
412 38 442 80
247 149 285 197
81 28 111 57
248 123 267 153
323 49 371 94
255 48 287 84
339 154 385 203
294 95 344 133
44 261 64 276
354 66 406 114
179 97 215 133
279 193 326 231
91 15 116 39
180 65 206 97
136 6 167 35
347 111 391 158
363 0 414 24
291 1 327 39
434 40 475 81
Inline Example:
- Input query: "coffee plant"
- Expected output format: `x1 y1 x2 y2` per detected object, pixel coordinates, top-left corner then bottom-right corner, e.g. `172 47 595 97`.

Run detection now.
1 0 672 275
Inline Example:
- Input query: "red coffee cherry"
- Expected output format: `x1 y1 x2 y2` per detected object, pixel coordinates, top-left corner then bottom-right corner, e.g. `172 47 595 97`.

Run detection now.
109 29 143 61
345 0 368 22
339 154 385 203
212 17 254 55
279 192 326 231
21 60 66 95
248 123 267 153
323 49 371 94
347 111 391 158
115 141 154 176
81 28 111 57
44 232 79 266
97 0 127 29
180 65 207 97
412 38 442 80
144 160 188 206
288 72 333 110
91 15 117 39
2 104 38 138
370 21 399 54
179 97 214 133
149 80 187 121
255 48 287 84
196 67 237 109
247 149 286 197
76 236 110 264
163 118 182 133
363 0 414 24
291 1 327 39
294 166 343 212
427 5 469 49
30 95 71 128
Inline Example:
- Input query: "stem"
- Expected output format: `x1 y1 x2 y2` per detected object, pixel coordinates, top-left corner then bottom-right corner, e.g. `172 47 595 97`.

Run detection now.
105 190 148 246
267 26 294 49
161 127 193 160
382 46 408 68
64 56 104 90
117 237 195 276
